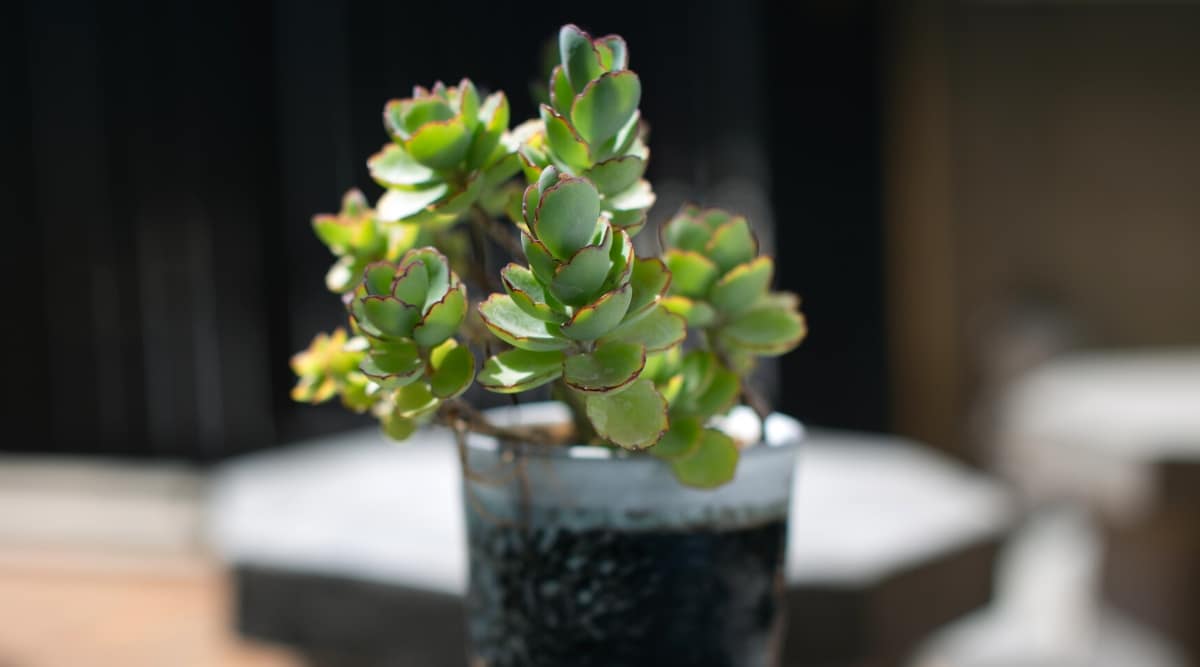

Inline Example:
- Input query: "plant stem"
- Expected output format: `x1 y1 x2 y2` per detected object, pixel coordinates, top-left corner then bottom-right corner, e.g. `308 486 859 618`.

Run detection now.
470 204 525 260
440 398 561 446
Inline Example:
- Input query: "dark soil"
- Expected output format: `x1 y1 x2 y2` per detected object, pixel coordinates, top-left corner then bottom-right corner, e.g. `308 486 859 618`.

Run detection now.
465 513 788 667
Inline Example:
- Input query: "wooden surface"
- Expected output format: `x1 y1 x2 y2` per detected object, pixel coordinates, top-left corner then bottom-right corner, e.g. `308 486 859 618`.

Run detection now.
0 548 300 667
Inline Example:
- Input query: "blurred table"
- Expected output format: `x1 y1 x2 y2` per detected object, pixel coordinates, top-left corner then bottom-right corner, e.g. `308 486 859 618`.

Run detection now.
994 350 1200 660
211 420 1014 667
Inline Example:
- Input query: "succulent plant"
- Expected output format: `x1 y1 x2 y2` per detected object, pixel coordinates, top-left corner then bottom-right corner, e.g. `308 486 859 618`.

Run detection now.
660 206 807 374
292 24 808 488
312 189 422 293
512 25 654 236
343 248 477 437
476 166 681 449
372 79 520 225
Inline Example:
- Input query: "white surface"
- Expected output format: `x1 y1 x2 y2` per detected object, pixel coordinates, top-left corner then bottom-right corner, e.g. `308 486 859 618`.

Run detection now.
210 423 1013 594
913 508 1186 667
994 349 1200 518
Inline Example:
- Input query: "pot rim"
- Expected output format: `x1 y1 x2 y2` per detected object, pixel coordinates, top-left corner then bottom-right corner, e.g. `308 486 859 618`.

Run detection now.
466 401 804 461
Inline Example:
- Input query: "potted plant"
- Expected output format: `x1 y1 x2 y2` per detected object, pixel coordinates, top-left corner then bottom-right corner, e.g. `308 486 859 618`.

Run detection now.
291 24 807 667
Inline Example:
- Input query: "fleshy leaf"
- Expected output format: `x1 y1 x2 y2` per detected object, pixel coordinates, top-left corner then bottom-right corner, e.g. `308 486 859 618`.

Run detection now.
687 365 740 417
382 414 417 441
559 24 603 91
359 342 424 389
597 35 628 70
429 342 475 398
362 296 420 337
661 214 711 252
671 429 739 488
399 248 451 307
364 263 397 296
368 143 438 188
550 65 575 115
709 257 773 315
393 382 440 419
661 296 717 328
540 105 591 172
664 250 719 299
720 306 807 355
562 341 645 393
549 237 614 306
599 304 686 352
521 232 559 286
478 348 565 393
403 117 471 170
502 263 563 322
583 155 645 196
560 283 633 341
706 217 758 272
651 416 702 460
624 258 671 322
585 377 668 449
376 184 449 222
571 71 641 146
412 286 466 348
535 177 601 260
478 294 570 351
390 261 430 307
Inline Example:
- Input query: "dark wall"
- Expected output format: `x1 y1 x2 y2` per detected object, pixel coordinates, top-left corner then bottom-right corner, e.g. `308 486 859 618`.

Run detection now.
8 0 885 459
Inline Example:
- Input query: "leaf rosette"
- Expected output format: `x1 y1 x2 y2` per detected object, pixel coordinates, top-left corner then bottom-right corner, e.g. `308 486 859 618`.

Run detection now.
374 79 520 225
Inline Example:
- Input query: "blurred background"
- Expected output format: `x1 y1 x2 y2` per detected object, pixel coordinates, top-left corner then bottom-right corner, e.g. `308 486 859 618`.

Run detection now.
3 1 1199 665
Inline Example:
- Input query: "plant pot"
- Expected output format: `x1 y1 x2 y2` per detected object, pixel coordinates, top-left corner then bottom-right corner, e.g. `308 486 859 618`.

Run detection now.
461 401 804 667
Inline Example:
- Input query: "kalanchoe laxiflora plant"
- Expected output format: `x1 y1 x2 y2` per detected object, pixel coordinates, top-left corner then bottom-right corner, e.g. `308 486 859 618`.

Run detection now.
291 23 806 487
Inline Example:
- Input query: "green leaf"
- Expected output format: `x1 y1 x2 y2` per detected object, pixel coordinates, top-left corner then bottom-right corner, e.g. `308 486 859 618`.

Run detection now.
720 306 807 355
664 250 719 299
360 341 424 389
549 234 614 306
671 429 739 488
521 232 559 286
599 304 686 352
382 414 417 441
688 365 740 417
585 378 668 449
651 416 702 460
376 183 449 222
624 258 671 322
661 296 717 328
562 341 645 393
478 348 565 393
368 143 438 188
389 260 430 306
559 24 603 91
430 172 483 217
596 35 628 70
313 216 355 252
550 65 575 116
403 117 471 170
394 382 440 419
325 256 359 293
571 71 641 146
560 283 633 341
479 294 570 351
399 247 451 307
706 217 758 272
429 342 475 398
502 263 564 322
660 214 710 252
363 262 396 296
584 155 645 196
412 286 466 348
535 177 601 260
362 296 420 337
709 257 773 315
540 105 591 172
